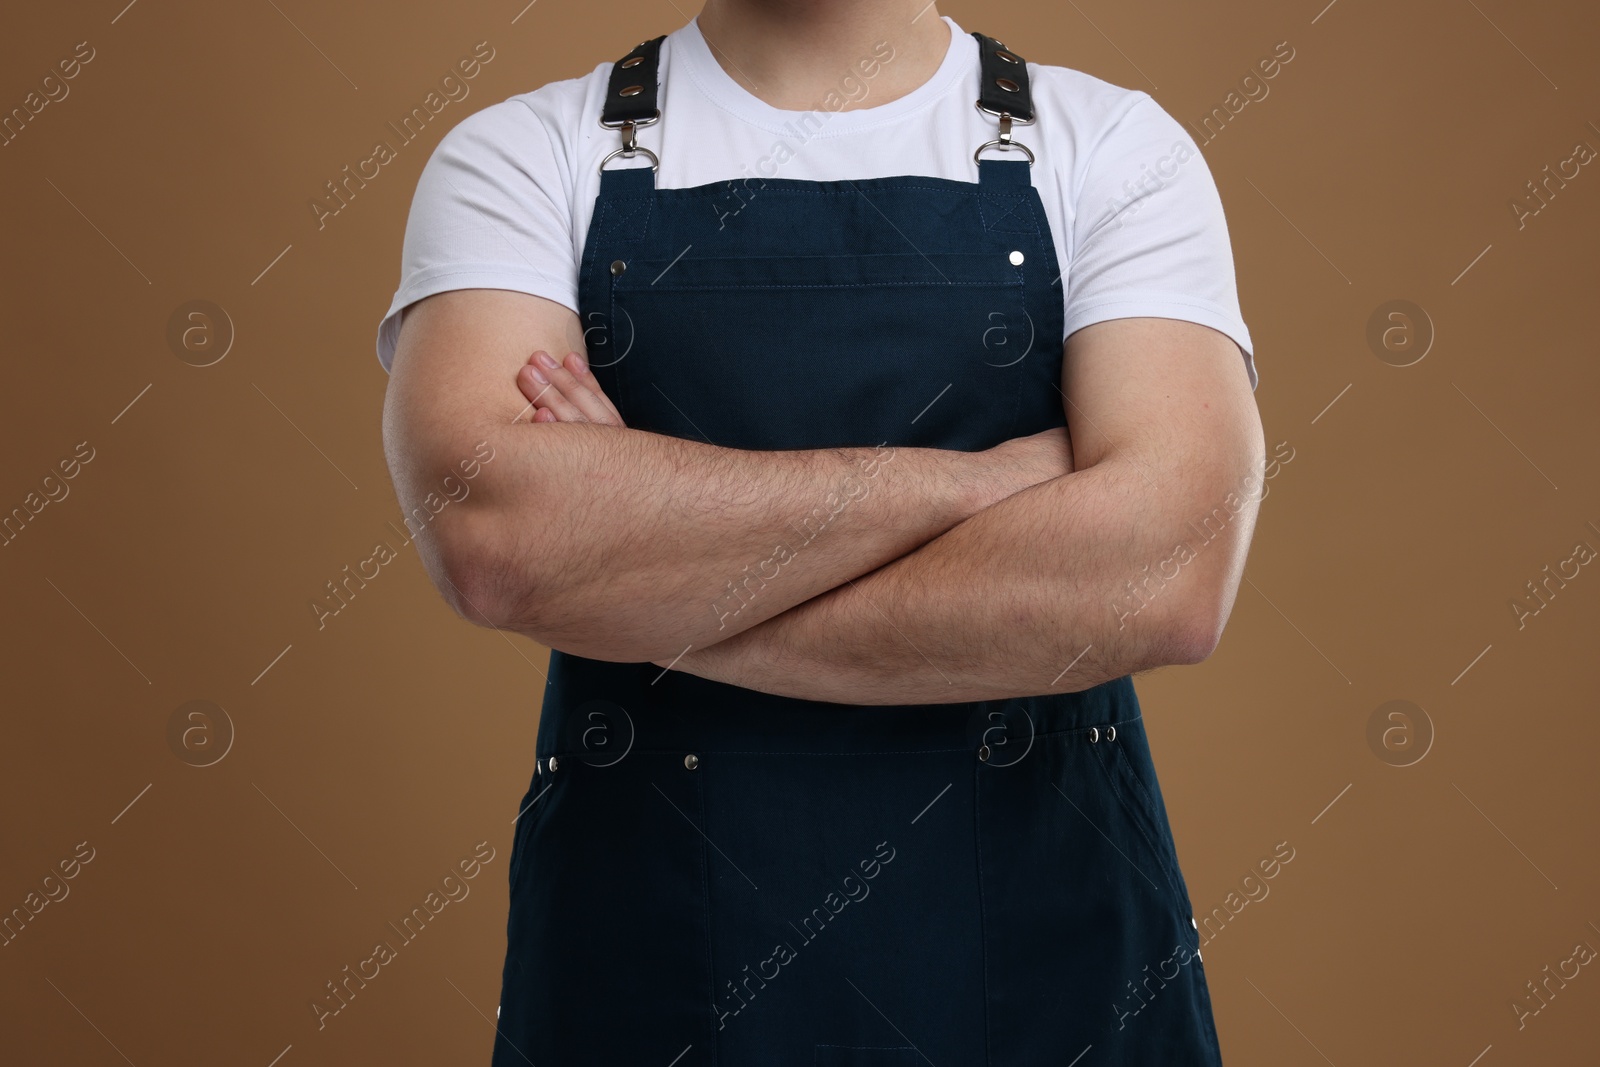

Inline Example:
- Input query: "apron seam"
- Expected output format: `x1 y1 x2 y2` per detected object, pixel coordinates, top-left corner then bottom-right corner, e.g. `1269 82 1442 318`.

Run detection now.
629 182 998 199
541 718 1143 760
973 758 993 1067
695 768 718 1066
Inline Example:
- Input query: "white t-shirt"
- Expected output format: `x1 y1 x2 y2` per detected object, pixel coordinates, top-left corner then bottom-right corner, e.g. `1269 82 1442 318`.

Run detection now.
376 15 1258 391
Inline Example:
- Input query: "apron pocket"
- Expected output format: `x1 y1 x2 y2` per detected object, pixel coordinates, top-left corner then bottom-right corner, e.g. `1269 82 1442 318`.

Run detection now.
978 726 1216 1060
1089 730 1187 911
502 751 714 1062
602 251 1031 451
506 768 556 901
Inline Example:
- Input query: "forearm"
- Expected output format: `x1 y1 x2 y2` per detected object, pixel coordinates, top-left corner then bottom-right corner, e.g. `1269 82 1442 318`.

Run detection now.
435 422 1000 661
660 455 1255 704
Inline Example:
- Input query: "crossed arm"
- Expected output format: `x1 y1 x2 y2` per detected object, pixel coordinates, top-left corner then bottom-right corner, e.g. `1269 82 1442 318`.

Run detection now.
383 289 1265 705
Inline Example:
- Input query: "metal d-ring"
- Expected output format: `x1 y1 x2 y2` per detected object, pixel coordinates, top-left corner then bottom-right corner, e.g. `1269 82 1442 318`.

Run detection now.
599 144 660 172
974 137 1035 165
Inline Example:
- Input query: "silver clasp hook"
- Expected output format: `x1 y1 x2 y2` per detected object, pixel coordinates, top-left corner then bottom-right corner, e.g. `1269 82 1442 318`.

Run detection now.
599 110 660 172
973 100 1035 165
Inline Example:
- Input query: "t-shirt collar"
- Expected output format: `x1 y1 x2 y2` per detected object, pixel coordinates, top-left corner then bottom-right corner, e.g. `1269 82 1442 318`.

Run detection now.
672 14 974 136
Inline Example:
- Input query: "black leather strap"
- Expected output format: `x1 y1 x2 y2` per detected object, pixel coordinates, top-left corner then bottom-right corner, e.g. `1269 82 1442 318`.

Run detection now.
600 35 667 126
972 32 1033 122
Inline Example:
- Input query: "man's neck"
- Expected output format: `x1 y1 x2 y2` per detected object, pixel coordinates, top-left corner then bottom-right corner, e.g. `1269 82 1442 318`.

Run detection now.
694 0 951 111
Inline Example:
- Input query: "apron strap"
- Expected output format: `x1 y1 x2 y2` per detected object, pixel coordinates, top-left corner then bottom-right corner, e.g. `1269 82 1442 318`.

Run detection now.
598 35 667 175
971 32 1037 172
971 33 1035 122
601 36 667 126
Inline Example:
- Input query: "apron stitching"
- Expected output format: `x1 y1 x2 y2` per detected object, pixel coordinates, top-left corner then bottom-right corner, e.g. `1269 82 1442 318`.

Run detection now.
628 183 1000 200
547 747 975 758
542 720 1141 760
973 760 993 1067
1112 741 1188 909
1002 265 1029 437
622 282 1019 291
607 263 629 417
695 769 718 1066
979 193 1033 234
1093 743 1183 904
1112 741 1164 828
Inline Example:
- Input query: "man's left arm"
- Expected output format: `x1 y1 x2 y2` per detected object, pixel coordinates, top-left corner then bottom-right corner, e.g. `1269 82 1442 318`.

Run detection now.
655 316 1266 704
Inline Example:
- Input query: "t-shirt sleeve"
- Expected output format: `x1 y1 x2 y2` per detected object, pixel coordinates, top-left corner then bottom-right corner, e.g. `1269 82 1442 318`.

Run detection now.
374 97 576 373
1064 92 1258 390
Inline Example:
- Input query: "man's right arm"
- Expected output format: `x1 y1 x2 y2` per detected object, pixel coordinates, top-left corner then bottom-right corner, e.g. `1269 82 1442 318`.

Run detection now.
381 288 1068 664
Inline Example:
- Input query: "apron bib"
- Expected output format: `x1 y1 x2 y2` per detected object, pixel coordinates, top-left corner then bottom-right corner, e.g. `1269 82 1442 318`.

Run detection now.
493 32 1223 1067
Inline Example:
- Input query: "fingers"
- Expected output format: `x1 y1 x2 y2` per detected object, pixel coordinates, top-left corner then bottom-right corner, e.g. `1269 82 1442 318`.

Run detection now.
516 350 624 426
561 351 626 425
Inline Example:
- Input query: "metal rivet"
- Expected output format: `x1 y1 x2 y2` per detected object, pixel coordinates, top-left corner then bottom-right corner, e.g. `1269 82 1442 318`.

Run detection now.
547 755 559 772
620 56 643 68
996 49 1021 64
978 743 992 762
1008 250 1024 266
684 753 700 770
619 84 644 97
1191 916 1199 930
1106 725 1117 742
995 77 1020 94
610 259 627 276
1088 727 1100 743
535 758 543 774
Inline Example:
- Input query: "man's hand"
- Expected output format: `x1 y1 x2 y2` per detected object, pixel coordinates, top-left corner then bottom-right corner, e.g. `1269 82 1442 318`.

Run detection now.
515 350 627 427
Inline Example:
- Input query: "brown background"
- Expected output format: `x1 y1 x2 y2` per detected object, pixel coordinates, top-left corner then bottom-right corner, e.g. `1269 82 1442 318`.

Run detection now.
3 0 1597 1064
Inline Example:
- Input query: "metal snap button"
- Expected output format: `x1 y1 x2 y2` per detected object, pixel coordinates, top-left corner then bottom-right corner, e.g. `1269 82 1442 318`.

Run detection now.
610 259 627 276
619 84 644 97
547 755 560 772
1106 725 1117 742
996 49 1021 64
535 758 542 774
620 56 643 68
1008 250 1024 266
978 743 992 762
995 77 1020 94
684 753 700 770
1088 727 1100 743
1191 915 1198 930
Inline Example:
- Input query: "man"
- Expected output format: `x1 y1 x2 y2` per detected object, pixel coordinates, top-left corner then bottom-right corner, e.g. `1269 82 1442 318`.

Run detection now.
379 1 1262 1063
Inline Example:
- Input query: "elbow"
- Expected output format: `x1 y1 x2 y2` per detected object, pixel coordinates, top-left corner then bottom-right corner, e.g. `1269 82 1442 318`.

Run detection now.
423 500 661 662
1165 593 1228 666
424 504 530 631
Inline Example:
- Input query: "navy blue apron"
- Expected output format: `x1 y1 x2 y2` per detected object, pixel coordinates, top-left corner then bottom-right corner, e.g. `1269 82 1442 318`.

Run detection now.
492 32 1223 1067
